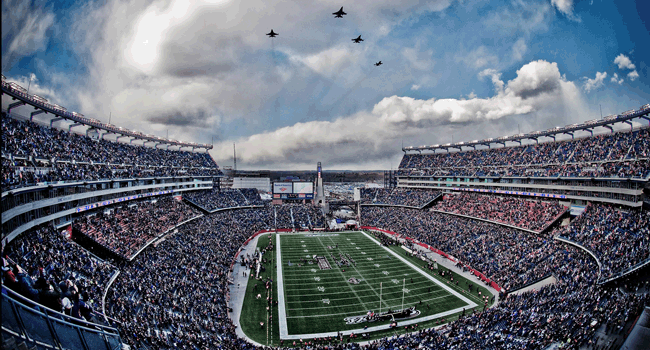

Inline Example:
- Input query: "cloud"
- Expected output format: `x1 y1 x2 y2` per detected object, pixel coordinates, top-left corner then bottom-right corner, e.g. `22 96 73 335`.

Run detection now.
459 46 498 70
288 45 362 79
483 1 551 36
583 71 607 92
55 0 456 146
478 68 504 92
610 73 623 85
402 47 434 71
508 61 564 98
614 54 635 70
1 0 55 70
551 0 580 21
211 60 584 168
511 38 527 62
627 70 639 81
411 84 421 91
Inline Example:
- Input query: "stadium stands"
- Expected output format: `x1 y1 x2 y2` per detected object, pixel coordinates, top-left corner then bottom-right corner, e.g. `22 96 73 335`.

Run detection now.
434 192 567 232
2 114 221 191
269 203 325 229
2 101 649 350
362 206 553 290
183 188 265 211
556 202 650 278
74 197 202 260
3 225 117 320
105 211 272 350
398 127 650 179
360 188 441 207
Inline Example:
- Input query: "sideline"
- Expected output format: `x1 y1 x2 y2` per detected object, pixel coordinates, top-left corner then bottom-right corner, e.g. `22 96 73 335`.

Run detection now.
229 233 266 347
276 231 478 340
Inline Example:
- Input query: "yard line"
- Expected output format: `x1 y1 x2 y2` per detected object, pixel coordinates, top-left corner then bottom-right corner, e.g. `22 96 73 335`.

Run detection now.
324 235 391 311
286 293 459 316
286 290 455 306
309 236 372 311
359 231 478 309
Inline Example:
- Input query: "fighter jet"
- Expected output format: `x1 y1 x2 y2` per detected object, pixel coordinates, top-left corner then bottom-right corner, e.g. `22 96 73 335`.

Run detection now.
266 29 278 38
351 35 363 43
374 61 382 66
333 7 347 18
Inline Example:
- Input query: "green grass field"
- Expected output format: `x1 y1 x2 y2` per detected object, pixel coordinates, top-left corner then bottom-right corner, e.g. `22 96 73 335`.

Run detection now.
277 231 478 338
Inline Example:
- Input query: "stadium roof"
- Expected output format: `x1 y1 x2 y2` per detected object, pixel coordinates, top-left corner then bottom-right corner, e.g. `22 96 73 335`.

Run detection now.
1 77 212 150
403 104 650 152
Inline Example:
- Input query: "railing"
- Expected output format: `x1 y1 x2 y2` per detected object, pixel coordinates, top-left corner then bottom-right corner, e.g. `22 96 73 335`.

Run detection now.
1 286 123 350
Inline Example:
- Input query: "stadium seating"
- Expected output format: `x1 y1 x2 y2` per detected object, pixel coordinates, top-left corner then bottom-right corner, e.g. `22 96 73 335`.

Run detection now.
1 114 221 190
74 197 201 260
556 202 650 278
3 225 118 320
398 127 650 179
3 105 649 350
360 188 441 207
183 188 265 211
434 192 566 232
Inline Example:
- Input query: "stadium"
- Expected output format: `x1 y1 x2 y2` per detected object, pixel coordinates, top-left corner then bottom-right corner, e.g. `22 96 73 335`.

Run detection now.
2 1 650 350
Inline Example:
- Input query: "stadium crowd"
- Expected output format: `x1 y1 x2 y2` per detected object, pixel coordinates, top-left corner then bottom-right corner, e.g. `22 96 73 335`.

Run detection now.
1 114 221 190
434 192 566 232
3 200 648 350
74 197 201 260
184 188 265 211
398 127 650 179
362 206 551 290
556 202 650 278
105 210 273 350
269 203 326 229
2 225 117 321
360 188 441 207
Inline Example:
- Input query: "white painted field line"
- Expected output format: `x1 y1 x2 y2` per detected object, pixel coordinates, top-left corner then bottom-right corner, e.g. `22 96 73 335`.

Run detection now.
279 231 478 340
360 231 478 310
313 236 373 311
286 293 458 314
276 233 289 339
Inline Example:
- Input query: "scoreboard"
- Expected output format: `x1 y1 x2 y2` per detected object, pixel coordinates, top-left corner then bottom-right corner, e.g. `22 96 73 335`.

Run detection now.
272 181 314 199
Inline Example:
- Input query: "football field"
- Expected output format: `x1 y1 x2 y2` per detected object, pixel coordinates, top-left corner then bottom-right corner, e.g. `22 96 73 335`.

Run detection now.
276 231 477 339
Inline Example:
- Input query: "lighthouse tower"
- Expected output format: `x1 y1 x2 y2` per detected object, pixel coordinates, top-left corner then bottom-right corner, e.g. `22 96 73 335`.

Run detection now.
315 162 326 208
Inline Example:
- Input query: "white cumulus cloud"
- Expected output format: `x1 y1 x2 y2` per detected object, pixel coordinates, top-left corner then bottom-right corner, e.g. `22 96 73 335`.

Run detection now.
211 60 585 168
551 0 580 21
627 70 639 81
614 54 636 70
610 73 623 85
583 71 607 92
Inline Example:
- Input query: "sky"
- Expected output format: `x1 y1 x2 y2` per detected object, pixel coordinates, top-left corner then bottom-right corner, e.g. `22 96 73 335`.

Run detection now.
2 0 649 170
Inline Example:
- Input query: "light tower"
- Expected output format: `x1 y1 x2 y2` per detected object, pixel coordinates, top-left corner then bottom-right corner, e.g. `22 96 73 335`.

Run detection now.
315 162 326 209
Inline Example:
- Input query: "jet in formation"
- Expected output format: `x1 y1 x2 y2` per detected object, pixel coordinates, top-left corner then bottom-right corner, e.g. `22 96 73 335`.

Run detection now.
333 7 347 18
266 29 278 38
352 35 363 43
374 61 382 66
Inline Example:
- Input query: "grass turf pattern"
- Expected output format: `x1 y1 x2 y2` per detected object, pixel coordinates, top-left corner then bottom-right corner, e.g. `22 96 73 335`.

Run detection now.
279 231 471 336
